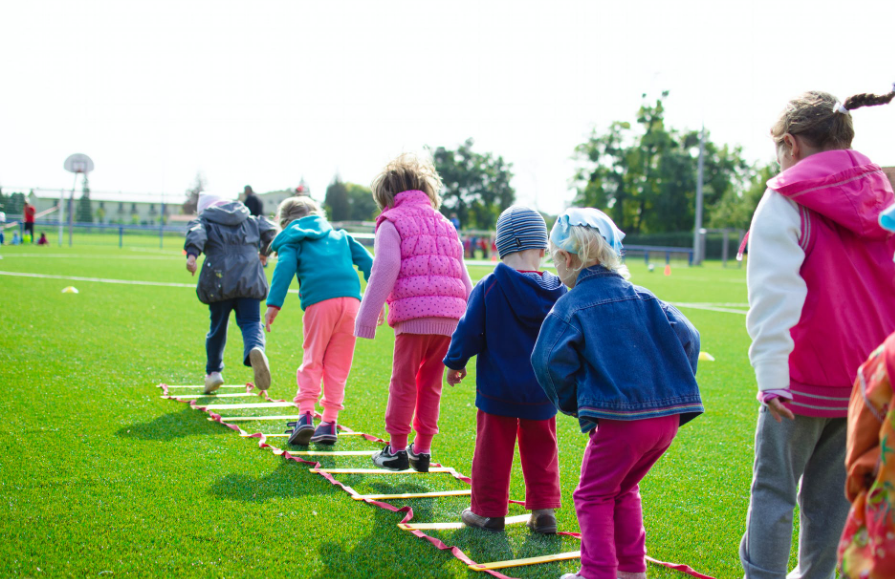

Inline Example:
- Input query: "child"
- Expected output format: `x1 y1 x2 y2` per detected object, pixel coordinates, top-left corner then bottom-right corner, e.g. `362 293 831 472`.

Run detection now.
37 232 49 246
531 208 702 579
444 206 567 533
184 193 277 394
264 197 373 445
355 153 473 472
740 88 895 579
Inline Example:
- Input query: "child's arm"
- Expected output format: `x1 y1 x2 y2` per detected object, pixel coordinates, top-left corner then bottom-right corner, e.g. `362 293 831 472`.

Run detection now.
443 280 487 385
354 221 401 339
257 216 278 256
347 233 374 281
184 219 206 275
845 360 885 501
659 301 701 374
264 244 300 331
531 311 582 417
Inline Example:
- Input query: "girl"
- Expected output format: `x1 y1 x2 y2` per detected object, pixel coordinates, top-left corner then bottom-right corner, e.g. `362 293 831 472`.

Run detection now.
264 197 373 445
184 193 277 394
531 208 703 579
741 88 895 579
355 153 473 472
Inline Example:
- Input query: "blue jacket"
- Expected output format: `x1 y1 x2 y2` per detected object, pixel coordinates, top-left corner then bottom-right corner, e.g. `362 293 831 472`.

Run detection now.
531 266 703 432
444 263 568 420
267 215 373 310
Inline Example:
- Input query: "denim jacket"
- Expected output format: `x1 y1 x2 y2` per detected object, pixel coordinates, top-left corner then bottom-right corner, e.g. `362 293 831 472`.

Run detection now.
531 266 703 432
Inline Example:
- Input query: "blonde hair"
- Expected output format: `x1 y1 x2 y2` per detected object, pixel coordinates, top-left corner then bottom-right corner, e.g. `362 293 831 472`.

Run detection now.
370 153 443 210
276 197 324 229
550 225 630 280
771 88 895 150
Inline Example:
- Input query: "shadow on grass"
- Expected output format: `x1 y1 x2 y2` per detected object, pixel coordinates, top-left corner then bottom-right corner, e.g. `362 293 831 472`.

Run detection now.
208 461 336 502
116 408 228 441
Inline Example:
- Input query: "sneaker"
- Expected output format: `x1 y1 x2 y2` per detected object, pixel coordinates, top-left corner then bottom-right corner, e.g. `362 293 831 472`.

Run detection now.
460 508 504 532
310 422 338 445
527 508 557 534
371 445 409 471
287 412 315 446
204 372 224 394
248 347 271 390
407 443 430 473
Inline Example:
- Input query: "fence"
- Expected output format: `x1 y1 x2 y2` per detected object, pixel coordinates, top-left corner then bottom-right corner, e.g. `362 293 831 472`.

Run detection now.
2 219 188 249
622 245 694 266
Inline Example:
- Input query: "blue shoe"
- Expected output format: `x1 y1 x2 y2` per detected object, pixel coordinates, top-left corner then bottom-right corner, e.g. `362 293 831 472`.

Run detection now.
287 412 315 446
310 421 338 445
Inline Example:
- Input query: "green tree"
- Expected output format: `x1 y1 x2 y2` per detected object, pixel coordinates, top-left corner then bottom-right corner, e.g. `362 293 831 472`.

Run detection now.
0 187 5 213
7 192 25 216
325 176 351 221
429 138 516 230
708 162 776 230
76 176 93 223
182 173 205 215
345 183 379 221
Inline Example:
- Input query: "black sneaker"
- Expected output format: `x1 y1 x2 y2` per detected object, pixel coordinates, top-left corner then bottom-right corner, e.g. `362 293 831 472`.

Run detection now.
461 508 505 532
408 443 430 473
287 412 315 446
310 422 338 445
371 444 409 471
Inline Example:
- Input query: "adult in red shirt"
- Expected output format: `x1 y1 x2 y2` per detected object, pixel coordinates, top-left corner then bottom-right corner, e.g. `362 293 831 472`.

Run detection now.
23 202 36 242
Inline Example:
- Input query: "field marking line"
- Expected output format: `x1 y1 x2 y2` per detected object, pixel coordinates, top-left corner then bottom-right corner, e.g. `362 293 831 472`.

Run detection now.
310 467 453 474
469 551 582 571
672 303 748 315
399 514 531 531
353 489 472 501
197 401 295 410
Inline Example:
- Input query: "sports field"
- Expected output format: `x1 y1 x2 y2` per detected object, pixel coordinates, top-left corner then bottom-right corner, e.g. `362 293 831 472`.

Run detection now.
0 243 774 578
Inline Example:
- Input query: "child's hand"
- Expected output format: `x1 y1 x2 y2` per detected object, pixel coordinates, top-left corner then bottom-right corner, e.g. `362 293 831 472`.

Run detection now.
259 253 268 266
186 255 197 276
446 368 467 386
264 307 279 332
767 398 795 422
377 305 386 327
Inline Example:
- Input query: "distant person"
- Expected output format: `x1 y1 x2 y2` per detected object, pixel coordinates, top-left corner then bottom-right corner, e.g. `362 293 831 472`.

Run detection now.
11 231 21 245
740 88 895 579
444 206 567 534
265 197 373 446
449 212 460 231
37 232 49 246
184 193 277 394
23 202 35 243
0 210 5 245
242 185 263 217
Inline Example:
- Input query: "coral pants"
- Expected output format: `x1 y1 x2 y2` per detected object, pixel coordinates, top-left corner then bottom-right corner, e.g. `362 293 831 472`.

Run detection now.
384 333 451 452
575 416 679 579
295 297 359 424
470 410 562 517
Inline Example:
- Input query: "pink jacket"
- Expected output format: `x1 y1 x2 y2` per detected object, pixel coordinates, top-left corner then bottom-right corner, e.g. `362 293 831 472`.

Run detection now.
754 150 895 416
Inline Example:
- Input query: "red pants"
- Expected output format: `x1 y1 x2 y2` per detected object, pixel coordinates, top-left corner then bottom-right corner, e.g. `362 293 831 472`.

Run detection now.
470 409 562 517
384 333 451 451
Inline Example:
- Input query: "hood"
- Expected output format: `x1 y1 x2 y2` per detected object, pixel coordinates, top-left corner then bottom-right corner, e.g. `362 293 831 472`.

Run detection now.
492 263 566 329
767 149 894 240
271 215 332 251
201 201 250 226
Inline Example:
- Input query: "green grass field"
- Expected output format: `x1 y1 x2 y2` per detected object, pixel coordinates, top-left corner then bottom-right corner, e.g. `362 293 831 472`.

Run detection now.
0 242 772 578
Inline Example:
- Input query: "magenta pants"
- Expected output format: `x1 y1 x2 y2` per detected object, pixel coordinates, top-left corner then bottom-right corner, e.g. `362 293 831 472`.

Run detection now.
574 415 679 579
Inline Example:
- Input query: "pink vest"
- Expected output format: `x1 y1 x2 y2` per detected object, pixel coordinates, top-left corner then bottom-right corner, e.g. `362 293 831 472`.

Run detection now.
375 190 467 326
770 150 895 417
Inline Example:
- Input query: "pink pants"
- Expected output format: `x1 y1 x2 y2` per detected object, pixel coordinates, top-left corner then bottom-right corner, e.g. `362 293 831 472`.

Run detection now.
575 415 679 579
471 410 562 517
294 297 359 424
384 333 451 452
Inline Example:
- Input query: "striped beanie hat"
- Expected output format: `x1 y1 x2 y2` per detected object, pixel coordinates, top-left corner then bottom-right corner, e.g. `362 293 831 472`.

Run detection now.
495 206 548 259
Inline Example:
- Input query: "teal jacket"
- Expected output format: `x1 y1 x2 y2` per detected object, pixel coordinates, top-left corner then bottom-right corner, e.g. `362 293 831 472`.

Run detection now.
267 215 373 310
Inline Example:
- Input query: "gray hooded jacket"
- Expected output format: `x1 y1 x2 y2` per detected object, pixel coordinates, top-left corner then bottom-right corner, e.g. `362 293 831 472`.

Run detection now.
184 201 277 304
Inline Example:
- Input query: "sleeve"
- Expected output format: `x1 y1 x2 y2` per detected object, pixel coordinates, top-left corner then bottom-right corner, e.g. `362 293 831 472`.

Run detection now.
845 364 884 501
443 280 487 370
347 234 374 281
354 221 402 339
745 189 807 393
184 219 207 258
257 216 278 255
266 244 300 309
531 310 583 417
660 301 701 374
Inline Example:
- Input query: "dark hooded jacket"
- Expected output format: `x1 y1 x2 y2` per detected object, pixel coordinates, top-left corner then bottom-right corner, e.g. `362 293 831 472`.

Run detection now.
184 201 277 304
444 263 567 420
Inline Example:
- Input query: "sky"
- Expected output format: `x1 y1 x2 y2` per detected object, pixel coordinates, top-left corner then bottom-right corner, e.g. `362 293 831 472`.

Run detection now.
1 0 893 215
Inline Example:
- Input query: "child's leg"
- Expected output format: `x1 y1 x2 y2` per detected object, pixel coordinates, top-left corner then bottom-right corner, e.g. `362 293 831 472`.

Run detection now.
411 334 451 453
385 334 427 451
739 410 831 579
470 410 517 518
319 298 360 423
295 301 339 415
205 300 234 374
517 416 562 511
791 417 848 579
233 298 265 367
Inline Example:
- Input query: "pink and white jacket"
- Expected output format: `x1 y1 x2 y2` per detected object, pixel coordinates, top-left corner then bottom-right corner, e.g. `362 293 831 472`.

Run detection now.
747 149 895 417
355 190 472 339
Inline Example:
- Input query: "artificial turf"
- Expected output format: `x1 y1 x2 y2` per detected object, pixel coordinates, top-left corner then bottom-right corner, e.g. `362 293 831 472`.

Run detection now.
0 239 794 578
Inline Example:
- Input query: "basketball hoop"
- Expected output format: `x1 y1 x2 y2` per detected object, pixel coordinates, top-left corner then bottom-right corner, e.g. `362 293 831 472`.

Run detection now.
63 153 94 174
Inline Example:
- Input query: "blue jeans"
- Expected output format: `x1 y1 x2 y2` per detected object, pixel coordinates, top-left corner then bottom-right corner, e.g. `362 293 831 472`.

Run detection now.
206 298 265 375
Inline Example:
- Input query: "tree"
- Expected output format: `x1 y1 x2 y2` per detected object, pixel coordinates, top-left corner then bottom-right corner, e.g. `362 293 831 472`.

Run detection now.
345 183 379 221
76 175 93 223
429 138 516 230
708 162 776 230
182 173 206 215
324 176 351 221
0 187 5 212
6 192 25 216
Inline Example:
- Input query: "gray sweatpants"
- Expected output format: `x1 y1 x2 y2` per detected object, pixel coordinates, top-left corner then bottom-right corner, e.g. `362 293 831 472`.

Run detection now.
739 407 849 579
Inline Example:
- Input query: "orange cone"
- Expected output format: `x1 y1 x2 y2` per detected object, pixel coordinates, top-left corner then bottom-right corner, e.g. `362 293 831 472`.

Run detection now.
664 264 671 276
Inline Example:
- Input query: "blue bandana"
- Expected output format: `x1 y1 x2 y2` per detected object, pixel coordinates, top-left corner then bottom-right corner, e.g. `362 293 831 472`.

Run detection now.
550 207 625 255
880 203 895 233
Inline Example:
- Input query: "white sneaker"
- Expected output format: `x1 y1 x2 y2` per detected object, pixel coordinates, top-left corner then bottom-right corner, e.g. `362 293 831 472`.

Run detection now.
204 372 224 394
617 573 646 579
249 347 271 390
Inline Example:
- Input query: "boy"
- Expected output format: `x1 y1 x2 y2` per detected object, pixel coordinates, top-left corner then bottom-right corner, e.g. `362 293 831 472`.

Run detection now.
444 206 567 533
